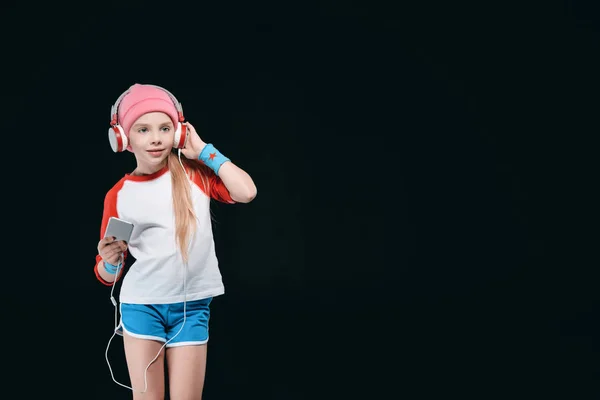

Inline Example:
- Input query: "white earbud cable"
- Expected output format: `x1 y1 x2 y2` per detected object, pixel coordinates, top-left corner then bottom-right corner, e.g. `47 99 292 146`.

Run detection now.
104 149 190 393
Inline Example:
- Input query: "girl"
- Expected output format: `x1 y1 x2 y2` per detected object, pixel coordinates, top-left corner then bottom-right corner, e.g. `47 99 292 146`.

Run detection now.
94 83 257 399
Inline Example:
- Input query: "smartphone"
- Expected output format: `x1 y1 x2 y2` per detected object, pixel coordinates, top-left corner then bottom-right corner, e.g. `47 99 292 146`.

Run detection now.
104 217 134 243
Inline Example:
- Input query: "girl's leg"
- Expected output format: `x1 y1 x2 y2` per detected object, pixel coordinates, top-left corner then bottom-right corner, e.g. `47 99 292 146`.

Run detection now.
166 344 208 400
123 333 167 400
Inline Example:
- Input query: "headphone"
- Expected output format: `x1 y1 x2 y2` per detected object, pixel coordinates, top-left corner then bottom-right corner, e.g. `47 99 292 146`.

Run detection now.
108 84 188 153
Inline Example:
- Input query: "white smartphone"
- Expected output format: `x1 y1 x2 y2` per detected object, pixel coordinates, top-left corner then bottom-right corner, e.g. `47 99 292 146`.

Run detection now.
104 217 134 243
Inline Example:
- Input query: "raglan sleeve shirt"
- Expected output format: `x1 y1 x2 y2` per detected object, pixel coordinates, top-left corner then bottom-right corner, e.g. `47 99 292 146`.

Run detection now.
93 164 234 286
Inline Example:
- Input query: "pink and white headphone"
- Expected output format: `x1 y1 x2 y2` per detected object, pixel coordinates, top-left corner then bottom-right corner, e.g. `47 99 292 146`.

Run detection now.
107 84 188 153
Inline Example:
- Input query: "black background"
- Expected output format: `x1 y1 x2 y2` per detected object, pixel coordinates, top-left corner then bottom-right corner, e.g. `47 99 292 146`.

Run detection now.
3 0 599 398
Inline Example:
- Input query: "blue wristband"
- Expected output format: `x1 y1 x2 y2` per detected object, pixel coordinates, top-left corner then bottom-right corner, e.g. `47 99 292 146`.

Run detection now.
103 261 120 275
198 143 230 175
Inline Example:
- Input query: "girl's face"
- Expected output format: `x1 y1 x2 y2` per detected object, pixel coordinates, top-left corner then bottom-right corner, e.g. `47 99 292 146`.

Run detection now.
128 112 174 173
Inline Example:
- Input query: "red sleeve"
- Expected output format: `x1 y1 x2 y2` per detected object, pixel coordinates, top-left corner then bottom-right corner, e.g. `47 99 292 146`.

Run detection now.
94 181 128 286
191 163 235 204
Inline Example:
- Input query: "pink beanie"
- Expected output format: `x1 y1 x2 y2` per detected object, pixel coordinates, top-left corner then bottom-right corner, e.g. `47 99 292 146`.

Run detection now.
117 84 180 141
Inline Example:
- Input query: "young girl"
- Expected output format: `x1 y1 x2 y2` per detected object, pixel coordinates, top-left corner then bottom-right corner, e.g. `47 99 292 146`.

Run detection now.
94 83 257 399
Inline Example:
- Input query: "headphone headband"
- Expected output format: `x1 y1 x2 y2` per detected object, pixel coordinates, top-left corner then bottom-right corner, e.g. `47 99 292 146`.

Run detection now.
110 84 184 126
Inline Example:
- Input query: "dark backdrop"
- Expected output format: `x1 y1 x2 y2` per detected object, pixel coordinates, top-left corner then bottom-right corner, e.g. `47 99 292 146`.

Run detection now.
3 1 599 399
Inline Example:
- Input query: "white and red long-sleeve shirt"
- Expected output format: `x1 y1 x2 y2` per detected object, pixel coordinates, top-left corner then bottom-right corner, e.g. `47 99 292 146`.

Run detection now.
94 162 234 305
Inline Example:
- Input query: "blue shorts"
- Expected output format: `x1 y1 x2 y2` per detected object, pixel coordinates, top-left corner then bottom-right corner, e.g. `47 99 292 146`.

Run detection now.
118 297 212 347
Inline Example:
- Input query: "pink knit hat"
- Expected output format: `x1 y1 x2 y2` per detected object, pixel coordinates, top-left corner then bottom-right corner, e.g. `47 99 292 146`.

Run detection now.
117 84 180 151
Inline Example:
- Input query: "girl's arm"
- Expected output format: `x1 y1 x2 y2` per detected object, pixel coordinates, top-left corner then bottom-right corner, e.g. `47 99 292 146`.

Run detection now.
181 122 257 204
94 187 128 285
96 260 115 283
213 160 257 203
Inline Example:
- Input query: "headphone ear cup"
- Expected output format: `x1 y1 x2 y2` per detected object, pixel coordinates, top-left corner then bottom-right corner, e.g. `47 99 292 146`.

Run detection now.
173 122 188 149
108 125 128 152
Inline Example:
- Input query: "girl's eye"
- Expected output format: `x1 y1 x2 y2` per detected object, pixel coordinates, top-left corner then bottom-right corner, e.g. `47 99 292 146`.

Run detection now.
136 126 170 133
